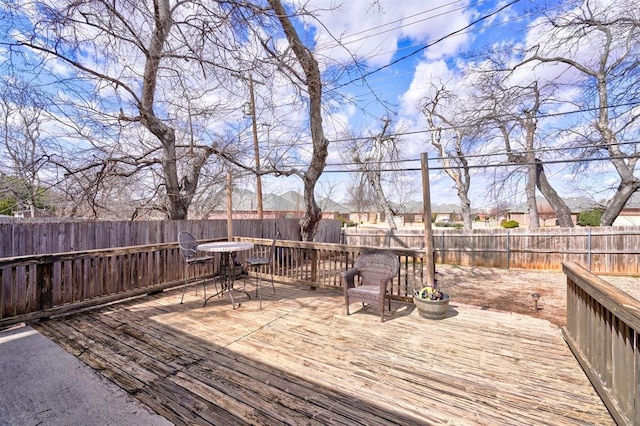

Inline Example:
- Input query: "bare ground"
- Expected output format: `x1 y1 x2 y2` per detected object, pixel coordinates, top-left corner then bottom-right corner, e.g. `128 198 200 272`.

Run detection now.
434 264 640 328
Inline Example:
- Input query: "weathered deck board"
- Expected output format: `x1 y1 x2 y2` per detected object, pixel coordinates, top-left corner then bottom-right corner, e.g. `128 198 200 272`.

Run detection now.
33 280 613 425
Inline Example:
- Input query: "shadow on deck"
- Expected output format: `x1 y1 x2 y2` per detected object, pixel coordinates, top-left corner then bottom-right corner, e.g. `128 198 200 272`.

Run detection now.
31 280 613 425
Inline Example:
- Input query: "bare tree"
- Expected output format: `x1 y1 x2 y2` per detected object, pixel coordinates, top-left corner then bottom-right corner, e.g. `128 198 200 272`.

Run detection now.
422 84 474 230
490 200 510 221
346 117 400 230
538 202 556 226
2 0 258 220
521 0 640 225
482 79 574 227
0 77 52 216
262 0 330 241
344 175 376 220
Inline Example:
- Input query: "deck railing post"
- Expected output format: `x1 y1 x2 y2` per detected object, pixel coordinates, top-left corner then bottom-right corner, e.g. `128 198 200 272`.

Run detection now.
310 249 318 290
36 262 54 313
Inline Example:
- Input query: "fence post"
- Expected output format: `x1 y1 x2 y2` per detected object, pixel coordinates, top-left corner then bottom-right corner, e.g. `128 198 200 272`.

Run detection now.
506 230 510 269
441 231 445 264
587 228 592 272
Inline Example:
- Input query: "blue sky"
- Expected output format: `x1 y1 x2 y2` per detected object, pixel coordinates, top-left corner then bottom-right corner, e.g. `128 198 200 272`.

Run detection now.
2 0 634 214
257 0 637 212
261 0 548 208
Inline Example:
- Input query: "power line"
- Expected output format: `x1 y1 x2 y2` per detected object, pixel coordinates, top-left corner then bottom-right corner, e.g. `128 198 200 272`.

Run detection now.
326 139 640 168
327 0 475 42
323 0 488 49
334 11 535 86
331 0 521 91
257 99 640 148
320 153 637 173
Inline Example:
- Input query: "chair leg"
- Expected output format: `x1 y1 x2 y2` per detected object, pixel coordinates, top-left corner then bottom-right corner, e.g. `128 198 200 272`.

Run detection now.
202 263 207 302
256 268 262 309
228 275 242 310
269 268 276 294
180 264 189 304
228 288 238 309
208 259 219 297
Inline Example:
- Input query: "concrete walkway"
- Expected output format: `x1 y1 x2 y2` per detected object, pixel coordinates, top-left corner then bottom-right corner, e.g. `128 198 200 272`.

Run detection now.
0 324 171 426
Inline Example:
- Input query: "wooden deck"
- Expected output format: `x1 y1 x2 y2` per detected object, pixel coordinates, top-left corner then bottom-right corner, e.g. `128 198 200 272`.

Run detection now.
32 281 613 425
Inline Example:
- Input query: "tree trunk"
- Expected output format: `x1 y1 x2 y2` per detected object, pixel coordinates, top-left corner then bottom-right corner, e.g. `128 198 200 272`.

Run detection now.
300 175 323 241
526 160 540 229
535 159 574 227
269 0 328 241
459 190 473 231
601 181 640 226
362 169 397 230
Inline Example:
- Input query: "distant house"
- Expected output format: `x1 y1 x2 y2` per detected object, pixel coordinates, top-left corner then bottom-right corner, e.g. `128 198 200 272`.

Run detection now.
208 190 640 227
505 194 640 227
613 192 640 225
13 208 54 219
208 190 349 222
613 208 640 226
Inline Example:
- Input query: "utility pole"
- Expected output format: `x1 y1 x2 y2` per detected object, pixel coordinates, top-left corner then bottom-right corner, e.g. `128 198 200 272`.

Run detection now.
227 171 233 241
238 73 265 219
248 74 263 219
421 152 435 287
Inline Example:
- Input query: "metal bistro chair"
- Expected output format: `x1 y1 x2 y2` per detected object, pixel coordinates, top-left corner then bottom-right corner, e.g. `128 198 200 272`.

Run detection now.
245 231 280 309
178 232 218 304
342 250 400 322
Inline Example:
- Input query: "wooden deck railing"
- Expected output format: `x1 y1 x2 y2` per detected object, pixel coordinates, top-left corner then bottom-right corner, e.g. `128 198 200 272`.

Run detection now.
0 242 195 326
238 238 428 298
0 239 428 327
562 262 640 426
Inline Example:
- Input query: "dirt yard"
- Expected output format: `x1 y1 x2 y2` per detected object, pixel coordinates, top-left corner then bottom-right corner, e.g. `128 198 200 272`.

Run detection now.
434 264 640 328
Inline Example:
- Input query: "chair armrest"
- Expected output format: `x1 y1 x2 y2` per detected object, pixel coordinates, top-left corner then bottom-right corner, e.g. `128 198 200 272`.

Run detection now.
342 267 360 293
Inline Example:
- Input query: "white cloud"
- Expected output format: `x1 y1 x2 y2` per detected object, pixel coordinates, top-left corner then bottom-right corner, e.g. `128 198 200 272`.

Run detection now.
294 1 473 67
399 59 454 116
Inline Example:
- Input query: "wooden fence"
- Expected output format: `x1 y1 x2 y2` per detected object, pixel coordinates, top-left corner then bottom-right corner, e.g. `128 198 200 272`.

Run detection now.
6 220 640 274
0 239 427 327
0 218 341 258
344 226 640 274
562 262 640 426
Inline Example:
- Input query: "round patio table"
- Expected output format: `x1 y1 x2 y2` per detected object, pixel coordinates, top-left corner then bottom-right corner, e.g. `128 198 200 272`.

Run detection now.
197 241 254 309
